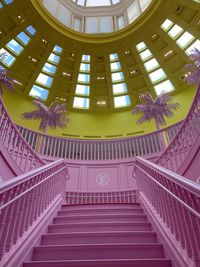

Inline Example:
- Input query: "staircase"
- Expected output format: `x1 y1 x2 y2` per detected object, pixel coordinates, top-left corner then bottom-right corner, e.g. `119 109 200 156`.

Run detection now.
23 204 172 267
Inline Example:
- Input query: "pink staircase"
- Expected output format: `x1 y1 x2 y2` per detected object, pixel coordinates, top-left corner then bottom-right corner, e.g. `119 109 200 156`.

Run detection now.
23 203 171 267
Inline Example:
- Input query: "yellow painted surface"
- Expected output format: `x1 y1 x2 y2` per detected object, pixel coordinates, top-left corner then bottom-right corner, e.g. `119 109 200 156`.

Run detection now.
3 85 196 139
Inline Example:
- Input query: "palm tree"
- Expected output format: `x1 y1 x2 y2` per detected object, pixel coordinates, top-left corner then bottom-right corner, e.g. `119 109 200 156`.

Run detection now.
0 52 15 95
184 47 200 86
133 92 180 130
21 100 69 133
21 100 69 153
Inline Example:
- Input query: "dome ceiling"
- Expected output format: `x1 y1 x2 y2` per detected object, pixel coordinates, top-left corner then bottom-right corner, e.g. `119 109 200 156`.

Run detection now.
0 0 199 113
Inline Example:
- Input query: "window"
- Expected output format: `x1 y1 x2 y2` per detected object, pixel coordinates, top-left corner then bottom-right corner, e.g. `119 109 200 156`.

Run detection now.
154 80 174 96
80 63 90 72
6 39 23 55
161 19 173 31
73 97 89 109
78 73 90 83
168 25 183 38
16 32 30 45
139 49 153 61
114 95 131 108
75 84 90 95
109 53 118 61
148 68 167 83
176 32 195 48
113 83 127 94
110 61 121 71
29 85 49 100
0 48 16 66
144 58 159 72
136 41 147 51
42 63 57 75
111 72 124 82
36 73 53 87
48 53 60 64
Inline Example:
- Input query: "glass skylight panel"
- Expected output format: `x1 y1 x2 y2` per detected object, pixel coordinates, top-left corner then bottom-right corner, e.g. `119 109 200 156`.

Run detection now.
6 39 23 55
127 1 140 23
114 95 130 108
78 73 90 83
0 48 16 67
26 25 36 35
42 63 57 74
99 16 113 33
74 17 81 31
136 42 146 51
139 49 152 61
80 63 90 72
4 0 13 4
86 0 111 7
185 40 200 55
161 19 173 31
48 53 60 64
111 72 124 82
73 97 89 109
154 80 174 96
29 85 49 100
16 32 31 45
82 55 90 62
144 58 159 72
109 53 118 61
53 45 62 54
140 0 151 11
117 15 125 29
75 84 90 95
110 61 121 71
112 83 127 94
149 69 167 83
36 73 53 87
176 32 195 48
168 25 183 38
77 0 85 6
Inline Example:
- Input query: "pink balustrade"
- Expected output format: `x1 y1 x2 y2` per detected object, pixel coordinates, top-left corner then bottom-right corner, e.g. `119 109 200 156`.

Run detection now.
16 121 182 160
0 97 44 173
66 189 138 205
0 159 69 262
135 157 200 266
156 82 200 174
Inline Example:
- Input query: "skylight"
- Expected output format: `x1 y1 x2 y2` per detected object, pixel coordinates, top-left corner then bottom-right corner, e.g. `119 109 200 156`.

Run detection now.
114 95 131 108
29 85 49 101
154 80 174 96
72 0 121 7
73 97 90 109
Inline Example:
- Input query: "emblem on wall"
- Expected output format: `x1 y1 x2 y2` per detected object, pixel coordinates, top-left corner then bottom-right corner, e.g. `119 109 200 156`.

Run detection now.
96 173 110 186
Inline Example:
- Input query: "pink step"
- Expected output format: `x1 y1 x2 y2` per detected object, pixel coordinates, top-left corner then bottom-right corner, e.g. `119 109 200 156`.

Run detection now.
24 258 172 267
61 204 141 211
41 231 157 245
48 222 152 233
58 207 144 216
32 243 164 261
53 214 147 224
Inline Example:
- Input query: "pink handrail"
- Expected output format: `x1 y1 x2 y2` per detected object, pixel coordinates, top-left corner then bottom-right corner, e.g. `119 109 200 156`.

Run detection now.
16 121 182 160
135 157 200 266
156 82 200 173
0 159 69 261
0 97 45 173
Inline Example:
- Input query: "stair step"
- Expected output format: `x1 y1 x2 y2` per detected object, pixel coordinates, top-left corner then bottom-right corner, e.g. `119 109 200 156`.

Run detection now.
24 258 172 267
58 208 143 216
61 204 140 211
41 231 157 245
33 243 164 261
48 222 152 233
54 214 147 224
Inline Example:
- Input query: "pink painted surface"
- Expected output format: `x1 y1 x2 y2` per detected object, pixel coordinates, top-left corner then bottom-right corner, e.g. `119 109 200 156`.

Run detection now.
23 203 172 267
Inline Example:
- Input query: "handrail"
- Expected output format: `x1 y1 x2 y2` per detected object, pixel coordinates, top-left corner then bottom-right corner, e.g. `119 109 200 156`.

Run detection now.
135 156 200 265
0 159 69 261
156 82 200 174
16 121 182 160
0 97 45 174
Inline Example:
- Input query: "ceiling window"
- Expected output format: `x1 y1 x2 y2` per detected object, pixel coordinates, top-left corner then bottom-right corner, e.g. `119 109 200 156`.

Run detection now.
73 97 89 109
0 25 37 67
161 19 199 56
114 95 131 108
154 80 174 96
29 45 61 100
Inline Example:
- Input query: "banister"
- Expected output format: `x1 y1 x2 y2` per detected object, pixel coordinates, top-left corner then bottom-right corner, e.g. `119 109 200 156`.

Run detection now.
156 82 200 174
0 159 69 261
0 97 45 175
136 157 200 197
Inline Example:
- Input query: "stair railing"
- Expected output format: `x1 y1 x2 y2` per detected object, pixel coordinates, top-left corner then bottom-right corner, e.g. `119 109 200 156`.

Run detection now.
135 157 200 266
156 83 200 173
0 159 69 262
66 189 138 205
0 97 45 174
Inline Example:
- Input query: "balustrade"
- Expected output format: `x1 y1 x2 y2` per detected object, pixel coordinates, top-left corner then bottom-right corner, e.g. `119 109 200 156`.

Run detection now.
136 157 200 266
0 159 68 261
66 189 138 205
0 98 44 173
16 121 182 160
